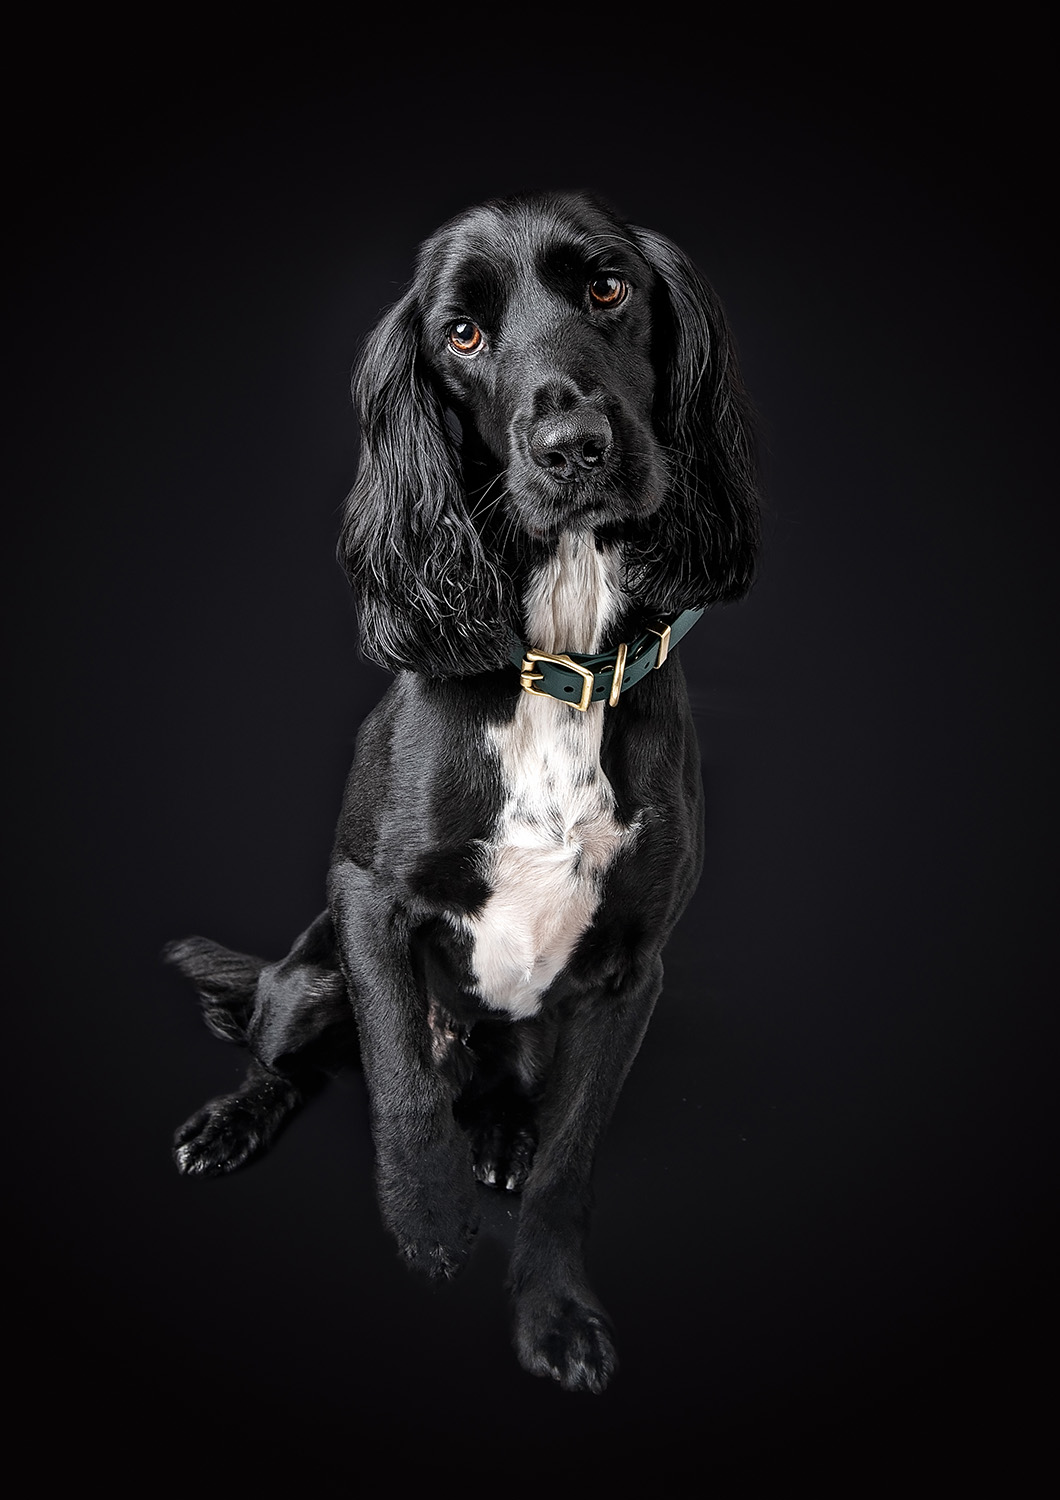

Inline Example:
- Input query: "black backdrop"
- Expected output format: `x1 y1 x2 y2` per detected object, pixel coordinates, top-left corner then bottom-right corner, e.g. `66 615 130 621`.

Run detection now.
8 24 1055 1487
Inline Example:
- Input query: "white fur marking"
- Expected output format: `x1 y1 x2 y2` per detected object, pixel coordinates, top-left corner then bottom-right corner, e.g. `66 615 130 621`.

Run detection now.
462 533 639 1018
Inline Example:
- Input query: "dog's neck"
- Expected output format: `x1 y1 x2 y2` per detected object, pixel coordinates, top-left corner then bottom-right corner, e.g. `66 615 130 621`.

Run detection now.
522 531 625 656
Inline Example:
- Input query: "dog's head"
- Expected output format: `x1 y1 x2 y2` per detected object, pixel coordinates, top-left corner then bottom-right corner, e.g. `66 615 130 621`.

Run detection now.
340 192 760 676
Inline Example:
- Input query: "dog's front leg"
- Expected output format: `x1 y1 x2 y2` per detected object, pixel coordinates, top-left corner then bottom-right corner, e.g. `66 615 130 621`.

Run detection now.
509 955 663 1393
329 860 477 1280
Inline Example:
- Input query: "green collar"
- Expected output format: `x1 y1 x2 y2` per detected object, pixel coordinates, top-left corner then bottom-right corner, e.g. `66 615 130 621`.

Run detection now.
509 608 704 711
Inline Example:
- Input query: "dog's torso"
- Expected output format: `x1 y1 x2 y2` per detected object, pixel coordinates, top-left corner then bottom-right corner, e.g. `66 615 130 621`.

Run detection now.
331 529 701 1032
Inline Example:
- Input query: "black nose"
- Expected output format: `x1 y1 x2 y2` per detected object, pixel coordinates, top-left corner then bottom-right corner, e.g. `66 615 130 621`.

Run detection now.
529 412 612 480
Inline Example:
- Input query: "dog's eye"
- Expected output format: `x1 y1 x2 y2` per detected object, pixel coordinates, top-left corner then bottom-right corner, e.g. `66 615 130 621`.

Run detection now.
447 320 484 355
588 276 628 307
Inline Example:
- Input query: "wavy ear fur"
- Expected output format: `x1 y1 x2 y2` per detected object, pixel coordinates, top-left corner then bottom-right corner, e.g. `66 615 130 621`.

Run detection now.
338 293 510 677
624 226 761 614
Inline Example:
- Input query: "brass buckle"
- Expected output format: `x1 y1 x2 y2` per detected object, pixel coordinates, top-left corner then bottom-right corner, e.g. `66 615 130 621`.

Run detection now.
648 622 672 669
520 651 594 712
608 641 628 707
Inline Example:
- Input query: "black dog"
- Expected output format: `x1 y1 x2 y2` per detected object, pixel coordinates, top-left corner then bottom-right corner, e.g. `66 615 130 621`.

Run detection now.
168 191 759 1393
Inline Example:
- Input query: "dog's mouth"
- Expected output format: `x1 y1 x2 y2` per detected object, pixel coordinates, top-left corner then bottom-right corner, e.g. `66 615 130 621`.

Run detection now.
509 462 665 542
509 487 613 540
520 504 604 542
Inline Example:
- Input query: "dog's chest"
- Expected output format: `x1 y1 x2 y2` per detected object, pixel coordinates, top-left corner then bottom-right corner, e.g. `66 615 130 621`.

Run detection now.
462 699 633 1017
458 534 637 1019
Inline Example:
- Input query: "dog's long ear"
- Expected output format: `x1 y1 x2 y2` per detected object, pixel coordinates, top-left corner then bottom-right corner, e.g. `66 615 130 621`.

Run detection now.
338 292 509 677
625 226 761 613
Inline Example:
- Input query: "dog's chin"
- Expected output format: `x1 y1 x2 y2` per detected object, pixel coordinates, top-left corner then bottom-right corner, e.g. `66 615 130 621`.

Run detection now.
510 473 663 542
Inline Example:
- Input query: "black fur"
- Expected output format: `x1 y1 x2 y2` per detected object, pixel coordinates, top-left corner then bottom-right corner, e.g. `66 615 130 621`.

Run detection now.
169 191 759 1392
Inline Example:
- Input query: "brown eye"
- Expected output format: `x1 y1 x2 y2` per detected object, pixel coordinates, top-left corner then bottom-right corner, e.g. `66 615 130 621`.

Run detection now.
589 275 627 307
447 319 484 355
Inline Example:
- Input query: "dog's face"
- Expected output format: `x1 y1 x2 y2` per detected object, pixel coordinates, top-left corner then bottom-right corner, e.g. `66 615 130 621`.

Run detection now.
341 191 759 677
414 196 668 539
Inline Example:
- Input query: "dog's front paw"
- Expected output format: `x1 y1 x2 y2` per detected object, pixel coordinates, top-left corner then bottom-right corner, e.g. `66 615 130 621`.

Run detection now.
513 1287 617 1394
397 1225 476 1281
379 1153 479 1281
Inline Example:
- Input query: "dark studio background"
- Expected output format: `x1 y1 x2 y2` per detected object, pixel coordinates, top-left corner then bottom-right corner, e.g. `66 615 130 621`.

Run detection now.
7 21 1056 1487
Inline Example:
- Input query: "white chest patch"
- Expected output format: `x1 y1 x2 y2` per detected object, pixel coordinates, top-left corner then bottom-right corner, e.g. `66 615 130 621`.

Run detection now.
459 533 639 1018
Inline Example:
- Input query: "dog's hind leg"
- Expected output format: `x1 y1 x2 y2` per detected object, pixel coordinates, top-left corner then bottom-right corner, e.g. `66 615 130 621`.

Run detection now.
169 911 356 1177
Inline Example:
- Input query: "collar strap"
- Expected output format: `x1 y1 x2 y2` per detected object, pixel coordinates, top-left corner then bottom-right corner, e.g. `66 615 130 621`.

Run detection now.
509 609 704 711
